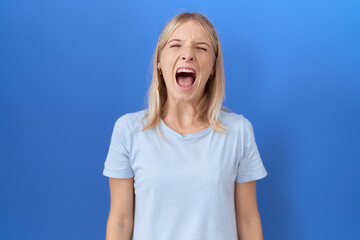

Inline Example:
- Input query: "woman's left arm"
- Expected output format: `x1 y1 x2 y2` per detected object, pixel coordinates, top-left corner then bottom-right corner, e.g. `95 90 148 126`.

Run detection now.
235 180 264 240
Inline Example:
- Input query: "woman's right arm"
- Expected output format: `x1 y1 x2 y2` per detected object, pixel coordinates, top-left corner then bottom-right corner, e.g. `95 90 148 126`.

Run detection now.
105 177 135 240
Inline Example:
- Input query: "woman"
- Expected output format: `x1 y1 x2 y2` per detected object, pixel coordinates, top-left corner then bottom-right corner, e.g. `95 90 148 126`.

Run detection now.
103 12 268 240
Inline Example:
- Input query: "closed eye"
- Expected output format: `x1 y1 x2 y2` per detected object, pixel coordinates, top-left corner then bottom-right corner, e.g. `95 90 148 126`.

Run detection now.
197 47 207 51
170 45 207 51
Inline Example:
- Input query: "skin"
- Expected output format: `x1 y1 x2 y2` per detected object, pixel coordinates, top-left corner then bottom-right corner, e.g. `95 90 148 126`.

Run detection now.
235 181 264 240
157 20 215 134
105 19 264 240
105 177 134 240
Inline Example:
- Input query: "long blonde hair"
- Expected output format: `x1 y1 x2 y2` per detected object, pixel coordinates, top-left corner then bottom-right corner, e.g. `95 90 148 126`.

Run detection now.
141 11 231 141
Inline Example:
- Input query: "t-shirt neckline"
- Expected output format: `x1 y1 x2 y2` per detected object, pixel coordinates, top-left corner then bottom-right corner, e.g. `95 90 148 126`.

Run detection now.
160 118 212 139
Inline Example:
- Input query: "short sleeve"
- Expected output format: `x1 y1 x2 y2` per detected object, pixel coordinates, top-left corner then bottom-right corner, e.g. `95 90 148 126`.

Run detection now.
103 114 135 178
235 117 268 183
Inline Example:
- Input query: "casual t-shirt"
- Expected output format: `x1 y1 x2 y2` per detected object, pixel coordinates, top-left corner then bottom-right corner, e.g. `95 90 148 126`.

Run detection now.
103 108 268 240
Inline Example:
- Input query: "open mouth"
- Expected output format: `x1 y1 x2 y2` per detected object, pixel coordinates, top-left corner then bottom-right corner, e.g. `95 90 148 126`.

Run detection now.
175 70 196 89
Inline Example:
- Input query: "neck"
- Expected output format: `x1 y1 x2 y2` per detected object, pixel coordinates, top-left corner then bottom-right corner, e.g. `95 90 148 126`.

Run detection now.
161 99 208 129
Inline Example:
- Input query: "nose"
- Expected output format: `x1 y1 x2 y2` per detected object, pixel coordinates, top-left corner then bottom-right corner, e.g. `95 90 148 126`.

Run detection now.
180 46 195 61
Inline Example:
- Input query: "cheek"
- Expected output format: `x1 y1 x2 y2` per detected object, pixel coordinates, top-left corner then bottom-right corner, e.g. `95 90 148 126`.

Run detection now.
200 63 213 75
201 54 215 66
160 54 175 70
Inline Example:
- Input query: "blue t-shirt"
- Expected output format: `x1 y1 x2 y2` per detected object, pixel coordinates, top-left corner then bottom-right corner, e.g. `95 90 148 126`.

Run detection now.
103 108 268 240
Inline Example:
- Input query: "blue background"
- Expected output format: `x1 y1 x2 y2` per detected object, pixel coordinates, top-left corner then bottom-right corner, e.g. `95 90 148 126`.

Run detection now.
1 0 359 239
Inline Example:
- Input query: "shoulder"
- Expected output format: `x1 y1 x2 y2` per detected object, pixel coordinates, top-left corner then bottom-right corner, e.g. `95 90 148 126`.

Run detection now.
114 108 148 133
219 109 252 132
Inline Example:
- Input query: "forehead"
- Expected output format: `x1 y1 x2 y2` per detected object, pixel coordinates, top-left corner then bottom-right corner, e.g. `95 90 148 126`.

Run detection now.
168 20 211 43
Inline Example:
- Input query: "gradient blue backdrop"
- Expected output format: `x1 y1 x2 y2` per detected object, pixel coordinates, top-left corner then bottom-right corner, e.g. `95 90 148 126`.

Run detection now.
1 0 359 239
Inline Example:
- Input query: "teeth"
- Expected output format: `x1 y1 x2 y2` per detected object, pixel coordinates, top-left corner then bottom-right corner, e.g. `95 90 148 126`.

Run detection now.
176 68 195 74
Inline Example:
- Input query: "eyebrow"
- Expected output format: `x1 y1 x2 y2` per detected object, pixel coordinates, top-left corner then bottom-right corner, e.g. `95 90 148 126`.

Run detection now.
167 39 210 47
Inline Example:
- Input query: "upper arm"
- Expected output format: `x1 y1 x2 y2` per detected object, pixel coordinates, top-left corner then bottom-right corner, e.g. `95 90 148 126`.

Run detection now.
234 180 260 224
108 177 135 226
235 116 267 183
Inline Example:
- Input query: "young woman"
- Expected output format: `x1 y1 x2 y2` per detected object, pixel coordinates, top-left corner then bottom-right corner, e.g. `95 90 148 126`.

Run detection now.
103 12 268 240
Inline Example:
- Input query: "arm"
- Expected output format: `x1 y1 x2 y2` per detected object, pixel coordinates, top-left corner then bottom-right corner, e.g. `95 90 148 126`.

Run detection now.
105 177 135 240
235 180 264 240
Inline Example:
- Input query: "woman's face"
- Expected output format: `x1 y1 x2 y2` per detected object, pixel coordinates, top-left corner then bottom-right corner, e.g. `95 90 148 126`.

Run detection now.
158 20 216 104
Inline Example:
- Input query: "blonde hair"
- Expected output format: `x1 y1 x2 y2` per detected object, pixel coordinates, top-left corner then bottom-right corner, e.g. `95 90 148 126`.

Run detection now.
141 11 231 142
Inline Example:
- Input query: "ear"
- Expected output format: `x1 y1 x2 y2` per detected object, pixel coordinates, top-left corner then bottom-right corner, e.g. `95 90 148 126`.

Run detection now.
212 64 216 74
157 62 161 70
